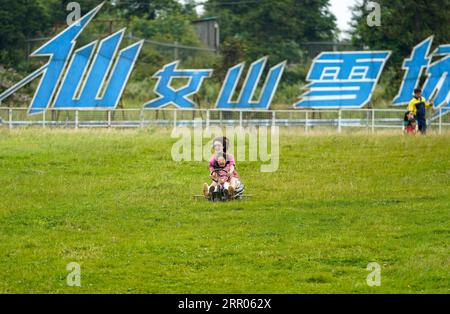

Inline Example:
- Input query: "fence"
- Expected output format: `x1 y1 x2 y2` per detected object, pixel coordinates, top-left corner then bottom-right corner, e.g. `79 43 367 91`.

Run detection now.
0 108 449 133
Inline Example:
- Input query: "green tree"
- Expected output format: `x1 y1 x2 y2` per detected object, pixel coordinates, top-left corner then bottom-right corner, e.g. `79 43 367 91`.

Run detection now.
351 0 450 64
350 0 450 98
43 0 101 25
204 0 337 63
214 37 248 81
114 0 184 20
0 0 49 67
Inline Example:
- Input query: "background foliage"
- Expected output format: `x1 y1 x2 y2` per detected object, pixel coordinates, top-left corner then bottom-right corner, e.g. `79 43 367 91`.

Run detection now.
0 0 448 108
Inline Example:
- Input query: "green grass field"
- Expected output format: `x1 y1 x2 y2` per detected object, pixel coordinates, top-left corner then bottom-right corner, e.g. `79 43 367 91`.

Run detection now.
0 129 449 294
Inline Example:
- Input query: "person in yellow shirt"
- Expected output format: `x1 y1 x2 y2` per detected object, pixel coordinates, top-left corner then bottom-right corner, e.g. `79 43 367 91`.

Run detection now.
408 88 433 134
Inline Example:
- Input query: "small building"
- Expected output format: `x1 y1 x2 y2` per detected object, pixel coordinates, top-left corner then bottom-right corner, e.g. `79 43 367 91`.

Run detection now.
192 17 220 52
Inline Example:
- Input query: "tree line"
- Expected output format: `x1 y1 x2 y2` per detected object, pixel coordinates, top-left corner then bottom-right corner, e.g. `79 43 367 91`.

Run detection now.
0 0 448 107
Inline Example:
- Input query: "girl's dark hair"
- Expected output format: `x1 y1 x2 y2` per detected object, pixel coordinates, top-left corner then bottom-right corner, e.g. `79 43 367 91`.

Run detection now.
404 111 411 122
213 137 230 153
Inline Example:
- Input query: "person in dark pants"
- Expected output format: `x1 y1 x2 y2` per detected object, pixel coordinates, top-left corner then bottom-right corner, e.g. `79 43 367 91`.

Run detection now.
408 88 433 134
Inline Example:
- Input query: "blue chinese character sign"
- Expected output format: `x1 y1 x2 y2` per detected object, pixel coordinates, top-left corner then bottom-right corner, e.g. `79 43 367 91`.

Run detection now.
0 3 143 115
393 36 449 115
144 61 213 109
427 44 450 115
144 57 284 110
0 13 448 119
295 51 391 108
392 37 433 105
216 57 286 109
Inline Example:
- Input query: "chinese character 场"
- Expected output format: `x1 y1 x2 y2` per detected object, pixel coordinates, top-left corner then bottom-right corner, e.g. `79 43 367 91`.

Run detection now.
393 36 450 115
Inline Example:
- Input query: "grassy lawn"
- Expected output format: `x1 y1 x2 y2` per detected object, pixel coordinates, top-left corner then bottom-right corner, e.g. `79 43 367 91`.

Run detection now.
0 128 449 293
